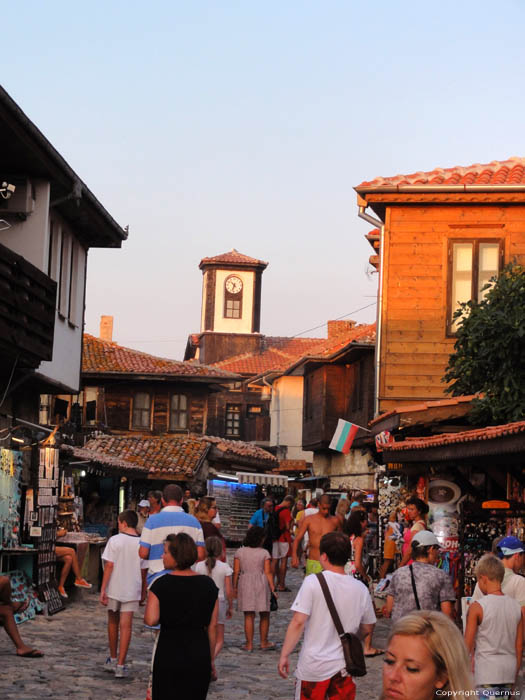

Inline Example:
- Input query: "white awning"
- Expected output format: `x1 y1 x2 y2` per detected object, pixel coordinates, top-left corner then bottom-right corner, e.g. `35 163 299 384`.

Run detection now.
236 471 288 487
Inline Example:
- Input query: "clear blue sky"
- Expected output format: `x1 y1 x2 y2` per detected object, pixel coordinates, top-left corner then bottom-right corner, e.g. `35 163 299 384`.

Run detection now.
4 1 525 359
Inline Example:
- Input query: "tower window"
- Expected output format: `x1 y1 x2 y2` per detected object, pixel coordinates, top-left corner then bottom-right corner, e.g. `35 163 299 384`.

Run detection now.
224 275 243 319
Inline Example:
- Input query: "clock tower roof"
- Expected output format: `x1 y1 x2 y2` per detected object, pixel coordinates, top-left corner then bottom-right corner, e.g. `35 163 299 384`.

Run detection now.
199 248 268 271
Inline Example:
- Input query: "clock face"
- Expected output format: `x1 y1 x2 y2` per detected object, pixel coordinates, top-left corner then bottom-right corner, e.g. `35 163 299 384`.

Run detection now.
225 276 243 294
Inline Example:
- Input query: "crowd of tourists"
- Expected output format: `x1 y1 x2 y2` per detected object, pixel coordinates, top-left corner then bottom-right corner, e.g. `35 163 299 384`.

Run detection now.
2 486 525 699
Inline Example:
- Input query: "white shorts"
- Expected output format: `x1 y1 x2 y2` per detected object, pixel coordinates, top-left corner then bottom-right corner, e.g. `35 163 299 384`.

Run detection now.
272 541 289 559
218 598 227 625
107 598 139 613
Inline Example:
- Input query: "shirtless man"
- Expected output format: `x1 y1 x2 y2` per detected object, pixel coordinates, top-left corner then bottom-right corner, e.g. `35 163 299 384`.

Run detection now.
291 494 340 576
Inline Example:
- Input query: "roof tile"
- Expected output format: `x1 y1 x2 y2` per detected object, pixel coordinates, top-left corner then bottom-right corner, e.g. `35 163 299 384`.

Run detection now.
357 156 525 189
83 334 238 379
199 249 268 269
387 420 525 452
211 324 376 375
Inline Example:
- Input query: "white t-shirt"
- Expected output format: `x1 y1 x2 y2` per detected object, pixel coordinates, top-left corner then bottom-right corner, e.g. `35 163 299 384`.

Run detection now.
291 570 376 682
102 532 148 602
472 567 525 607
194 559 232 600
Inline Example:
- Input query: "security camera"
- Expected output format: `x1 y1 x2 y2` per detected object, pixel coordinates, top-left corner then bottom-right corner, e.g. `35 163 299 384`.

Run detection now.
0 182 16 199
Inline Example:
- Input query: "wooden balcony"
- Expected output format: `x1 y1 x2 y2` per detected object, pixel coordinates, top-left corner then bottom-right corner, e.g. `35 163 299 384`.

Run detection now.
0 241 56 369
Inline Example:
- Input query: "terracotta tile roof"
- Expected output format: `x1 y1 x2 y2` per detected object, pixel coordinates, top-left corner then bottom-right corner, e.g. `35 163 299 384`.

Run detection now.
211 324 376 376
199 249 268 269
357 156 525 190
63 435 210 479
386 420 525 452
369 395 477 427
83 334 238 380
204 435 278 466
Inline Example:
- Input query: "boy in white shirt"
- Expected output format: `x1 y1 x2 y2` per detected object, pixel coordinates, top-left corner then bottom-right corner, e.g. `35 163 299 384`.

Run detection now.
100 510 148 678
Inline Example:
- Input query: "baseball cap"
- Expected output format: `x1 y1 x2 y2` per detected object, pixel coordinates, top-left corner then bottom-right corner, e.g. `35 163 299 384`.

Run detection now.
497 536 525 556
411 530 440 548
138 499 150 508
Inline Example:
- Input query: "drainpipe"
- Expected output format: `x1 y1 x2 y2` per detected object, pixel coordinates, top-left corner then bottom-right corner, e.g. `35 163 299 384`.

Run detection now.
358 206 384 417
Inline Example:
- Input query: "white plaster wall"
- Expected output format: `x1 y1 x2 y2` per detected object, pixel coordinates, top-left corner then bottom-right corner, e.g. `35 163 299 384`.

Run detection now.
270 376 313 462
200 271 208 332
0 180 49 270
36 209 87 393
313 449 376 491
213 269 255 333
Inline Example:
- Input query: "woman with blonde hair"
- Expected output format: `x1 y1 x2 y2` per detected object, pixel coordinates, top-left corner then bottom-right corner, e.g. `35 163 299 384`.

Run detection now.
335 498 350 526
382 610 474 700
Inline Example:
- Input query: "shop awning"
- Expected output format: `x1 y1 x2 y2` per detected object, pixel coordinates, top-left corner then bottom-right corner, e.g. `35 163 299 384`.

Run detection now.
236 471 288 487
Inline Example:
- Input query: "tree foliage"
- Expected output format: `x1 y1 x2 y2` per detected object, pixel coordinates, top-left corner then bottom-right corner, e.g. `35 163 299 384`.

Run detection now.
443 262 525 424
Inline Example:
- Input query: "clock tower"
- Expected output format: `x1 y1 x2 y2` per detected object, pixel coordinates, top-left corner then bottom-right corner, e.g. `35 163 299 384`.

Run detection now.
193 249 268 365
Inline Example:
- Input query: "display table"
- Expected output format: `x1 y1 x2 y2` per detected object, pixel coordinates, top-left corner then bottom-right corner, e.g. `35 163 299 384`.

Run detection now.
56 533 107 589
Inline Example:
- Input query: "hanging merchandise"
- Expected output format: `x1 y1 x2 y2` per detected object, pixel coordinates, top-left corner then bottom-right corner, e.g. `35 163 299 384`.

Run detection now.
428 479 462 552
35 446 64 614
0 448 23 548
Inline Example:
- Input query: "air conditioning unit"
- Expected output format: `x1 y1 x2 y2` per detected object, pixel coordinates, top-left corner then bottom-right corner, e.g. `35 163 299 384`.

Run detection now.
0 178 35 216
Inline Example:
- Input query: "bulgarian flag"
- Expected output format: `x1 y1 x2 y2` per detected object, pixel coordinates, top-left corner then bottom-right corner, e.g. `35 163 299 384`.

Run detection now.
329 419 360 454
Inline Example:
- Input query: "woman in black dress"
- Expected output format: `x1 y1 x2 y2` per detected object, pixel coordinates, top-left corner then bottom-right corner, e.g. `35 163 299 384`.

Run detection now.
144 533 219 700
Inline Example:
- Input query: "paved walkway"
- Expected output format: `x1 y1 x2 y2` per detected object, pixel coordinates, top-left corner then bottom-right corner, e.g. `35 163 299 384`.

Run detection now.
0 565 390 699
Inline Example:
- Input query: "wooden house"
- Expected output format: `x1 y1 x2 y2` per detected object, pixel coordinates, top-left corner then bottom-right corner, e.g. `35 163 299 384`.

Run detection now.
65 321 240 435
354 156 525 415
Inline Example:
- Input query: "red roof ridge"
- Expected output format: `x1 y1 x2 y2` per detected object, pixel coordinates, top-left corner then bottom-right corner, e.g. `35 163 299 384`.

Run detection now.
387 419 525 452
369 394 478 427
357 156 525 189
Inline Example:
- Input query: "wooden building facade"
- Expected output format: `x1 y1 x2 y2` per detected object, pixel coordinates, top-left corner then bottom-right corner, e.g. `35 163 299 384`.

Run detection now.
355 157 525 414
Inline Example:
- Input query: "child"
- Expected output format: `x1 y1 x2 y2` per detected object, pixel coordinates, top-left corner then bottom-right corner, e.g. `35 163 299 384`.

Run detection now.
233 526 277 652
194 536 233 679
465 552 523 697
100 509 148 678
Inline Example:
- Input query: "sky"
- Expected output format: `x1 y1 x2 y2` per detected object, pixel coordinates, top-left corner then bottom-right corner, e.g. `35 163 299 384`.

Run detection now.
4 1 525 360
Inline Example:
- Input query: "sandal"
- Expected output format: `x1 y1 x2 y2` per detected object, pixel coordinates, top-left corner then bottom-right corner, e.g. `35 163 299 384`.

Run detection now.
16 649 44 658
260 642 276 650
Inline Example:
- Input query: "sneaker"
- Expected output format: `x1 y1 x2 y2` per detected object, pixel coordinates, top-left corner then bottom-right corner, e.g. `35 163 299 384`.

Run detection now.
115 664 129 678
57 585 68 599
74 578 92 589
103 657 117 673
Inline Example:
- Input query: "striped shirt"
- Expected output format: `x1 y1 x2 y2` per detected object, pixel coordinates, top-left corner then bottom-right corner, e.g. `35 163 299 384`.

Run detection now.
140 505 204 583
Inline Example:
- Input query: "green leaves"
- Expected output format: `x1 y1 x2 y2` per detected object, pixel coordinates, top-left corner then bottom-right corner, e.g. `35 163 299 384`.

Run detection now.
443 263 525 424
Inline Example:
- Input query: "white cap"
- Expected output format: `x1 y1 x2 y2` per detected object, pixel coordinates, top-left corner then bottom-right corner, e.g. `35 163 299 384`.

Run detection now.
138 499 150 508
412 530 440 548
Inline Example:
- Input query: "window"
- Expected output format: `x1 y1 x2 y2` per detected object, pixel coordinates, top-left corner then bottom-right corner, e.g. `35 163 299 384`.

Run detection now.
170 394 188 430
224 276 243 319
132 393 151 429
448 239 503 333
230 381 243 392
225 404 241 437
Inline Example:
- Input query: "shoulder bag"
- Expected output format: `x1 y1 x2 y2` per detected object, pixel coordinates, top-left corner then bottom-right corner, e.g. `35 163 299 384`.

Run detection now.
409 564 421 609
316 572 367 677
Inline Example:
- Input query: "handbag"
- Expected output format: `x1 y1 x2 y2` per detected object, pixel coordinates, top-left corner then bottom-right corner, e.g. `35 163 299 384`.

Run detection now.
270 592 278 612
409 565 421 610
316 573 367 677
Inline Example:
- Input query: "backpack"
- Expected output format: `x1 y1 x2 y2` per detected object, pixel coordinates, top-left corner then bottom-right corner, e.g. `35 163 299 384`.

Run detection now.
266 508 283 541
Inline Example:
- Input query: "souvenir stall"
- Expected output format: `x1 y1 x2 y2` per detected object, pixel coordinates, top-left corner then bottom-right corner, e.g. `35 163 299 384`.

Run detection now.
0 446 43 621
208 472 288 544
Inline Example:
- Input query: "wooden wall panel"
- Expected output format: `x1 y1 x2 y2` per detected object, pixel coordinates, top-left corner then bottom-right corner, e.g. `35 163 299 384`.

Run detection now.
378 203 525 412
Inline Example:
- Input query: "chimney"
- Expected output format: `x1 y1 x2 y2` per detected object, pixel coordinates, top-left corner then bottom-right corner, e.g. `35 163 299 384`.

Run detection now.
327 320 356 338
100 315 114 342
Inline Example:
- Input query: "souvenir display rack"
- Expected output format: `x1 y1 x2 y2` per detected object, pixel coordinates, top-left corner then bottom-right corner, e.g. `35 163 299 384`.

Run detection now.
35 446 64 614
459 501 525 598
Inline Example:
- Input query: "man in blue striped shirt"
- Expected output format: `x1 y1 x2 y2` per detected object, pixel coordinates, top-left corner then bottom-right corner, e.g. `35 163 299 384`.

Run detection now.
139 484 205 585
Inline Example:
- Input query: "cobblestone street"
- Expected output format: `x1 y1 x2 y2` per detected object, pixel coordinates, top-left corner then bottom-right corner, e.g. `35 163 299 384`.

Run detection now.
0 565 390 699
